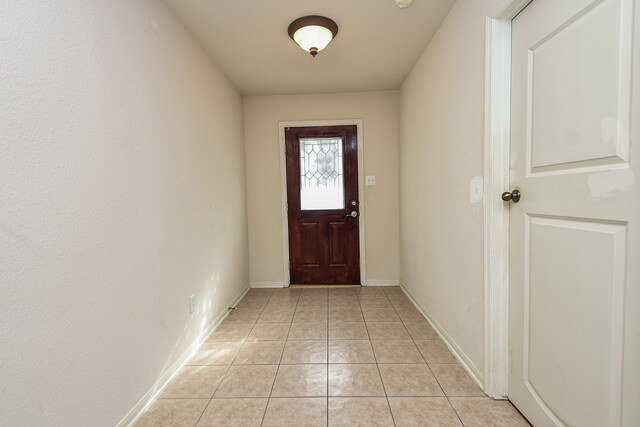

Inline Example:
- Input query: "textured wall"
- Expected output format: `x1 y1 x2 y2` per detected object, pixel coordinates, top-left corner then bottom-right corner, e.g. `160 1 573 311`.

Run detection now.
243 91 400 286
0 1 247 425
399 0 500 376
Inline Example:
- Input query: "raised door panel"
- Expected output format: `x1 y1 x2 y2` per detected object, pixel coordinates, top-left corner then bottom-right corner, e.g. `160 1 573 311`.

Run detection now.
329 221 348 266
528 0 630 173
301 222 320 266
525 216 626 426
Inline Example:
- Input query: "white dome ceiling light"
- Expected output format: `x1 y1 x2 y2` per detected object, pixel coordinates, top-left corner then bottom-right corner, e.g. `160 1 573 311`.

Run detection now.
394 0 414 8
288 15 339 57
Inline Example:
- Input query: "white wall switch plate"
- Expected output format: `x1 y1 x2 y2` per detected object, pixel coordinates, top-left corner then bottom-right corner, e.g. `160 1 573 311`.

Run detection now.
469 176 484 204
365 176 376 186
189 294 198 314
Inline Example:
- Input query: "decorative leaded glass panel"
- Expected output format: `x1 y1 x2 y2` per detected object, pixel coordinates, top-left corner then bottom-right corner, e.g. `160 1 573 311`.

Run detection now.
299 137 344 210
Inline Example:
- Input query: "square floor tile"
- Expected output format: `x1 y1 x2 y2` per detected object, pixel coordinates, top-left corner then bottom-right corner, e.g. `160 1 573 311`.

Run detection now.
403 322 439 340
268 293 300 302
288 322 327 340
328 340 376 363
329 309 364 322
298 291 327 299
258 308 295 323
328 397 394 427
271 364 327 397
371 340 424 364
365 322 410 340
265 299 299 309
362 308 400 322
388 297 414 308
378 364 443 396
208 323 252 342
329 297 361 309
246 323 290 341
224 309 261 324
297 298 328 309
449 397 530 427
263 398 327 427
358 297 392 308
161 366 227 398
189 342 242 365
234 341 285 365
272 288 301 297
382 286 405 297
415 340 458 364
328 364 385 397
355 288 386 297
241 293 271 302
136 399 208 427
214 365 278 397
328 288 356 297
430 364 485 397
293 308 328 323
197 398 267 427
246 289 274 298
329 321 369 340
388 397 462 427
299 288 327 298
235 299 268 310
395 307 426 322
281 340 327 364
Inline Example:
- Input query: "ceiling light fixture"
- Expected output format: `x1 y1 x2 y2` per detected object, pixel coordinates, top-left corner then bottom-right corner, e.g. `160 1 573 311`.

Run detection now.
394 0 414 8
287 15 339 57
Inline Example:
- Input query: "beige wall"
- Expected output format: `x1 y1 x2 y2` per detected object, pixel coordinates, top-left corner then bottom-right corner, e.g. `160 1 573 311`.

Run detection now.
243 92 400 286
399 0 500 378
0 1 247 425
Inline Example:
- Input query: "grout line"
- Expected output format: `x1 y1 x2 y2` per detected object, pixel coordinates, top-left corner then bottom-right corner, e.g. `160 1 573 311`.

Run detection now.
326 290 329 427
197 288 273 427
386 287 468 427
258 289 294 427
358 288 397 427
195 293 271 426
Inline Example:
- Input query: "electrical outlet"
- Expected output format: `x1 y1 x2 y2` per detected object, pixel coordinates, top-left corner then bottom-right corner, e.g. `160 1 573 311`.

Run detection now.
365 175 376 186
189 294 198 314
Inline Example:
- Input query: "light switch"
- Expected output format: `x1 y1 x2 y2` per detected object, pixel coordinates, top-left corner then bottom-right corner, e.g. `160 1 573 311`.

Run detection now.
365 176 376 186
469 176 484 203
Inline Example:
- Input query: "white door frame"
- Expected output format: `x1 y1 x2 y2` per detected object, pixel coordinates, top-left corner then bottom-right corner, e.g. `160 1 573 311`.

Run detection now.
483 0 532 399
278 119 367 287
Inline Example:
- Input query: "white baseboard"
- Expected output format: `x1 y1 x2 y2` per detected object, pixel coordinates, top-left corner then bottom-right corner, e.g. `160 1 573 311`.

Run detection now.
399 283 485 389
365 279 400 286
117 284 250 427
250 281 285 288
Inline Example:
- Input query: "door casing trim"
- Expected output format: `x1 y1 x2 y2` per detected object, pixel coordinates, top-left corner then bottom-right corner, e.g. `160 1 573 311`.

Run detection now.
278 119 366 287
483 0 532 399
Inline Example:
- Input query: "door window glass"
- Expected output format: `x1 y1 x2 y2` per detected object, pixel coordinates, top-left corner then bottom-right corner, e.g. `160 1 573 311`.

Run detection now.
299 137 344 210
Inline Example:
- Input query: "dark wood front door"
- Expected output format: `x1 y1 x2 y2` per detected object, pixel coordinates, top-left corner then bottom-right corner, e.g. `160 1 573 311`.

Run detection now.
285 125 360 284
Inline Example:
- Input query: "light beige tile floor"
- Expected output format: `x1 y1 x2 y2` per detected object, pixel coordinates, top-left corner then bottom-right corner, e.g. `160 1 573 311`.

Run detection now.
136 286 530 426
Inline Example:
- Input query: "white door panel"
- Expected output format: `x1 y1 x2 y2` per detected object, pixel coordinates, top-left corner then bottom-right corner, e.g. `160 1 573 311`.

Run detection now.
509 0 639 426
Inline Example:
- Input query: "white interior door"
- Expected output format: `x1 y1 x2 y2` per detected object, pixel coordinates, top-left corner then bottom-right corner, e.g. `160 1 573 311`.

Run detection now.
509 0 639 426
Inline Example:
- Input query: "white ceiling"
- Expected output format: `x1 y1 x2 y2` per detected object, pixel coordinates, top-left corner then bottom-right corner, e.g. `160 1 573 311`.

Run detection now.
163 0 456 95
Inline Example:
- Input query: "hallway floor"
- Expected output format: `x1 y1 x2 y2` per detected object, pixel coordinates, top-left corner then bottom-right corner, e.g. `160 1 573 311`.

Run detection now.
136 286 529 426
